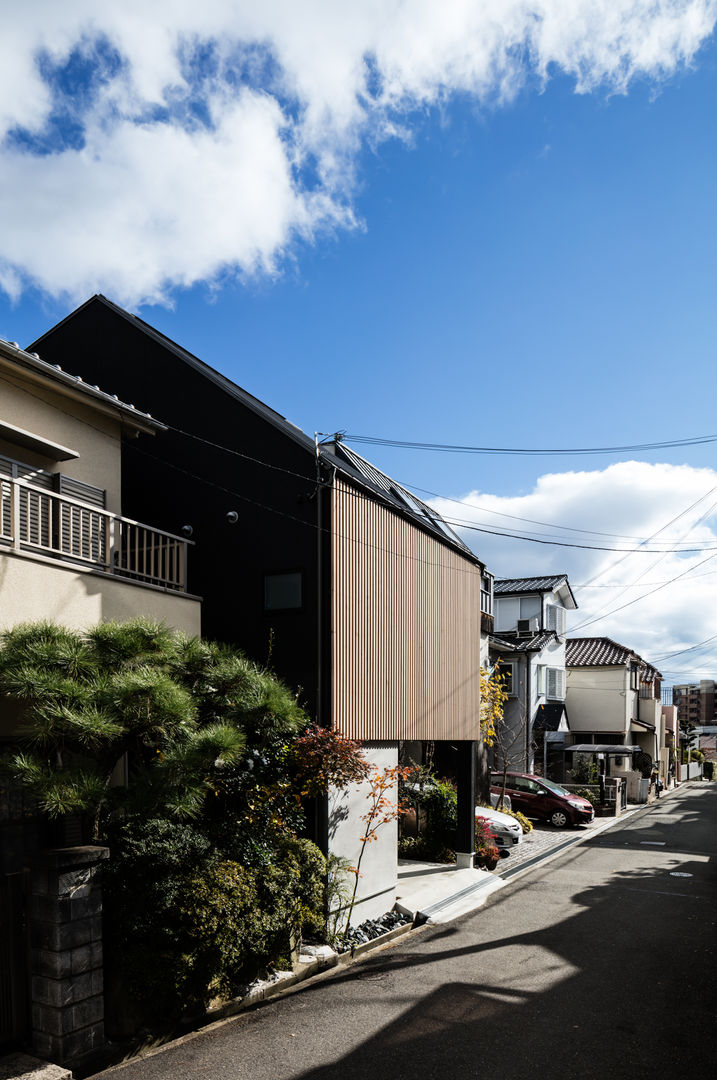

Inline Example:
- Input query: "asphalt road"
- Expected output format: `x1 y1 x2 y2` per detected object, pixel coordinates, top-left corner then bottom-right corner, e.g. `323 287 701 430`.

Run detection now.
96 784 717 1080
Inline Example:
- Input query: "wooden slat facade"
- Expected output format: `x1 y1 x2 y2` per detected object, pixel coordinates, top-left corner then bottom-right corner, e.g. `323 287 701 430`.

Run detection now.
331 477 483 741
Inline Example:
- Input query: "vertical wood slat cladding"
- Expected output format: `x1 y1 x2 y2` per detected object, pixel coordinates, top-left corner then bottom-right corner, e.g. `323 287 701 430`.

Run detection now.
331 478 482 741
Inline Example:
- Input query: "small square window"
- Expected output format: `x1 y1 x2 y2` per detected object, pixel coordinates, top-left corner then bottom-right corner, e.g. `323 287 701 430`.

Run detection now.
264 571 302 611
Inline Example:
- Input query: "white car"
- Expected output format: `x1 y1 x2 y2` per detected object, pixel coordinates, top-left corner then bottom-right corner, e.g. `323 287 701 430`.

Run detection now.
475 804 524 848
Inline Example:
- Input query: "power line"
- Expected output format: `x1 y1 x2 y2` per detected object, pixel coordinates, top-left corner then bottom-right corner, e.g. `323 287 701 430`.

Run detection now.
393 479 717 546
346 432 717 456
653 634 717 663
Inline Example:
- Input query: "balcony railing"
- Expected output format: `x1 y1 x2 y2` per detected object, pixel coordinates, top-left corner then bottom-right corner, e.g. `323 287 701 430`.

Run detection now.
1 477 190 592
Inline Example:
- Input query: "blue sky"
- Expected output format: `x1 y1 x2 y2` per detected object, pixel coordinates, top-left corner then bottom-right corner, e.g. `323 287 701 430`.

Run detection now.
1 2 716 681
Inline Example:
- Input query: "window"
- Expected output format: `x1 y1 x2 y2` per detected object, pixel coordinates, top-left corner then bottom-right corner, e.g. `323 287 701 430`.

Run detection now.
536 665 546 696
481 573 493 615
498 662 515 697
547 667 565 700
264 571 302 611
629 663 638 691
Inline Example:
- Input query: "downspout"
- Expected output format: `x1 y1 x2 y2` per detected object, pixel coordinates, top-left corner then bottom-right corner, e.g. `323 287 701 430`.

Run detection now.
525 653 532 771
315 433 323 727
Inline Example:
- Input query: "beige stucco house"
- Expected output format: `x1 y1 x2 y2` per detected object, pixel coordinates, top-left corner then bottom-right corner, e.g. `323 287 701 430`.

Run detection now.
565 636 668 796
0 336 201 637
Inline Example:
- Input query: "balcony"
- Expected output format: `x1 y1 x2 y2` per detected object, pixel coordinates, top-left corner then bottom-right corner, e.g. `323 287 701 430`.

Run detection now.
1 477 191 593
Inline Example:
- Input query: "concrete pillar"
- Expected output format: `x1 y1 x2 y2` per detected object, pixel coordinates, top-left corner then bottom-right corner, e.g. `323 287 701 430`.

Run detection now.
28 846 108 1066
455 740 476 868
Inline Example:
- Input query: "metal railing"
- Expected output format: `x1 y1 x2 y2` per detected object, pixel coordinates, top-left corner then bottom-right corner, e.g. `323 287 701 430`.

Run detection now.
1 476 190 592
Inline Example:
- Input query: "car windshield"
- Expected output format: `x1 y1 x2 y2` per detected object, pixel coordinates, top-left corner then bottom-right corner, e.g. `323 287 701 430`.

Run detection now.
539 778 570 796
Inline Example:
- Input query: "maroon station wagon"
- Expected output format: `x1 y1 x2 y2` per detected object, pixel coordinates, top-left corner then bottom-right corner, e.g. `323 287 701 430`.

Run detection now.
490 772 595 828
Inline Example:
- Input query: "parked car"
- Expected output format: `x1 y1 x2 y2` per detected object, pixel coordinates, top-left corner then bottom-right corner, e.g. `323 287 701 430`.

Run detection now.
490 772 594 827
475 804 524 847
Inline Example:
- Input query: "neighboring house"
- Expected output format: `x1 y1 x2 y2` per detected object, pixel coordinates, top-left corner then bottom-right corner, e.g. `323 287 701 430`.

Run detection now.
0 335 201 1057
490 575 577 776
0 337 201 640
565 637 666 788
30 295 491 918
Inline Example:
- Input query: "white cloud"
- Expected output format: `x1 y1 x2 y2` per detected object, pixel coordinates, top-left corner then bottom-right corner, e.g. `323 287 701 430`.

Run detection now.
429 461 717 681
0 1 715 304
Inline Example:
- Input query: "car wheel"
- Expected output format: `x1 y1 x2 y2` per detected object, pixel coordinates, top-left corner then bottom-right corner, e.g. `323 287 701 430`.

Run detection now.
549 810 569 828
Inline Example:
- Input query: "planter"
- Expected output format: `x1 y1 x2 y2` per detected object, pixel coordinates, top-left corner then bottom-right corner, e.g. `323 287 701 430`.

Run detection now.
475 853 499 871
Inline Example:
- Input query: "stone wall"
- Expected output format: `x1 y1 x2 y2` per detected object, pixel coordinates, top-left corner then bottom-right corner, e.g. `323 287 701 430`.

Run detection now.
28 846 108 1066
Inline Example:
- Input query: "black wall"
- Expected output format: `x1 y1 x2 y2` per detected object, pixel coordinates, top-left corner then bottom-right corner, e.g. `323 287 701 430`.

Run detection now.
32 300 327 719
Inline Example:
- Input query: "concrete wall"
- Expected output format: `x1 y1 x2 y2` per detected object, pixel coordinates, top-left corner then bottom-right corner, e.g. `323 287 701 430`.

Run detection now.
1 370 123 512
328 742 399 925
0 553 201 635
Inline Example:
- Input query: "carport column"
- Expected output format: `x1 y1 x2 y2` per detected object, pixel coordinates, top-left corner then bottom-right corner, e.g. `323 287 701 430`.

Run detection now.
28 846 109 1066
455 740 477 868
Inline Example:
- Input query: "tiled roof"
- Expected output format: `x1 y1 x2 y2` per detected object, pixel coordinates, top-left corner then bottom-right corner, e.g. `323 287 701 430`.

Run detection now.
566 637 635 666
491 630 557 653
1 335 162 433
566 637 662 679
494 575 570 595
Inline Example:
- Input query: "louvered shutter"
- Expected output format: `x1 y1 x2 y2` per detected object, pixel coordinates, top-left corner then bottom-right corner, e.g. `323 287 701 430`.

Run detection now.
57 476 106 561
16 465 54 549
547 668 565 700
546 604 566 638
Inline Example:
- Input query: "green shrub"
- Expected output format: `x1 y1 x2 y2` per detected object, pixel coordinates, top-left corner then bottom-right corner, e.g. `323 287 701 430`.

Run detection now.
398 835 455 863
103 819 325 1026
570 756 600 784
703 760 715 780
569 785 600 809
399 767 457 846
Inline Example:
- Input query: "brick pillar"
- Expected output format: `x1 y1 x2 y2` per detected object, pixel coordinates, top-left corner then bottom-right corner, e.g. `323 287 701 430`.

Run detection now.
28 846 109 1066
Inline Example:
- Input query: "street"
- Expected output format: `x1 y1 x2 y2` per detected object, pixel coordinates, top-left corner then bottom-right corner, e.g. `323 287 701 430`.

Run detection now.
95 784 717 1080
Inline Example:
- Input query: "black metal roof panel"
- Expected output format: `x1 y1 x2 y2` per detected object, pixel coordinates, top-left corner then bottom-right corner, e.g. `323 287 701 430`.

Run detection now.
324 441 480 562
29 295 313 453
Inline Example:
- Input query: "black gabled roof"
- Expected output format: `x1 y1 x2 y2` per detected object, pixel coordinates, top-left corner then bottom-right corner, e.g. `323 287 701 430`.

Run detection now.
30 294 315 456
30 295 481 566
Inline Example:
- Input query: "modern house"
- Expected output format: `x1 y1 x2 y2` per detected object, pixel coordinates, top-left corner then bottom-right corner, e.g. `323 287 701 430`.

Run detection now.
0 335 201 1060
30 295 492 918
565 636 666 790
490 575 577 775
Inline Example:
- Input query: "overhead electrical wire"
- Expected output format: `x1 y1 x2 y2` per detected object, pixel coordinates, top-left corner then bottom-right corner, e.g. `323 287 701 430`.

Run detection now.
345 432 717 456
652 633 717 663
390 479 717 547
